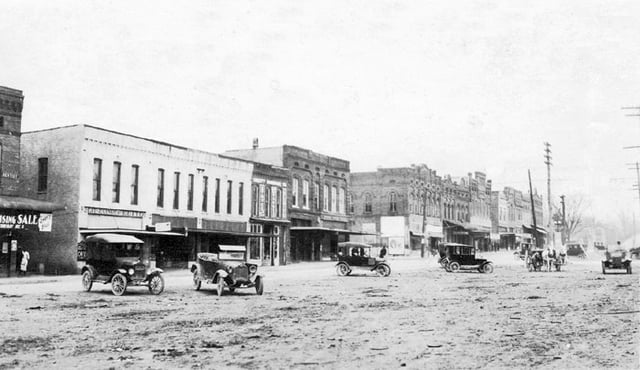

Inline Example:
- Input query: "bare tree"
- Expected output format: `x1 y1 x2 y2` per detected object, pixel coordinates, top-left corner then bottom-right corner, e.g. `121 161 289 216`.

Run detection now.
563 194 591 242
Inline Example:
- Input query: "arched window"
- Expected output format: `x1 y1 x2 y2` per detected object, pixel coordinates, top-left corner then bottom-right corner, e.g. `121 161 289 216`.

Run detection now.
364 193 373 213
389 192 397 212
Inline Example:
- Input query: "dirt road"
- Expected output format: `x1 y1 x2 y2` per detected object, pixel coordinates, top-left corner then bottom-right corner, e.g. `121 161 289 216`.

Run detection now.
0 252 638 369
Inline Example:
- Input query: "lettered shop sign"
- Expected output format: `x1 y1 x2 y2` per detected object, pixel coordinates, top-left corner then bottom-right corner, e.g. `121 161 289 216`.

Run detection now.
0 211 52 232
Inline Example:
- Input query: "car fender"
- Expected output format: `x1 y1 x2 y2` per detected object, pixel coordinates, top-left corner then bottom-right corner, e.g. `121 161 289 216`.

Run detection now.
215 269 229 279
116 268 127 275
371 262 390 271
190 264 198 273
145 268 163 280
336 261 350 268
81 265 98 279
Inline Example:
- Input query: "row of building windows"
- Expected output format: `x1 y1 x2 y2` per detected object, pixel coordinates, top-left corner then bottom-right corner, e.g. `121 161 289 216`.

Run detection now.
91 158 244 215
250 184 285 219
291 178 347 214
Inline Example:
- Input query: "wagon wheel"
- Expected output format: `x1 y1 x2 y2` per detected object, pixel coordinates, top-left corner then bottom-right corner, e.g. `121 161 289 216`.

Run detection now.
148 274 165 295
192 271 202 291
81 270 93 292
111 273 127 296
482 263 494 274
216 276 225 297
448 262 460 272
336 263 350 276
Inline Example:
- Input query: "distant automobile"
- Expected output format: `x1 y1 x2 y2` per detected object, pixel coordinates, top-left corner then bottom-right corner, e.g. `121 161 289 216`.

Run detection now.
439 242 494 273
565 242 587 258
191 245 263 296
80 233 165 296
335 242 391 276
602 249 632 274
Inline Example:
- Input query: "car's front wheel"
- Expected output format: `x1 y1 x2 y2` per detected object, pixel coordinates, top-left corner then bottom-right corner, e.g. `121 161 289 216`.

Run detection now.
81 270 93 292
111 273 127 296
375 264 391 277
448 262 460 272
193 272 202 291
216 277 225 297
148 274 165 295
482 263 494 274
336 263 350 276
255 276 264 295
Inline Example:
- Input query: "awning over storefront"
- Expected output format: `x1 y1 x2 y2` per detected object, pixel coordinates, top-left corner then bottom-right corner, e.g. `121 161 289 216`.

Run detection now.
188 228 271 237
290 226 377 235
410 231 424 237
250 217 291 224
84 233 144 244
80 228 185 237
522 224 547 235
0 196 64 212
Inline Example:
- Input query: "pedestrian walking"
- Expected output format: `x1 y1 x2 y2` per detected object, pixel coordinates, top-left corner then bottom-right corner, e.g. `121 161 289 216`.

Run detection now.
20 250 30 276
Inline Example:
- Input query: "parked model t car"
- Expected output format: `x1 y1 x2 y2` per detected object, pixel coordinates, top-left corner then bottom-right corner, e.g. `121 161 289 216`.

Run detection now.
335 242 391 276
191 245 263 296
602 248 632 274
439 243 494 273
80 233 165 296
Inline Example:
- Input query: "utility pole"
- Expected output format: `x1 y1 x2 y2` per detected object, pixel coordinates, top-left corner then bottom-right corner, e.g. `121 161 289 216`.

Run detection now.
528 170 540 249
627 162 640 217
544 142 552 244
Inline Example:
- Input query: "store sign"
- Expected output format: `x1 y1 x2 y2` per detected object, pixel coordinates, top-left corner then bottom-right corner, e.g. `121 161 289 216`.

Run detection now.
85 206 145 218
0 210 53 232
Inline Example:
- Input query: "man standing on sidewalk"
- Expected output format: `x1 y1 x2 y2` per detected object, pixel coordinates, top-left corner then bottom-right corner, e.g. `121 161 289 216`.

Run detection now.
15 247 23 276
20 250 29 276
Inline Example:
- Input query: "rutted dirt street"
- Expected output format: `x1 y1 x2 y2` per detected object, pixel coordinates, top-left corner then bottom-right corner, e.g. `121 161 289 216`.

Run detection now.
0 251 638 369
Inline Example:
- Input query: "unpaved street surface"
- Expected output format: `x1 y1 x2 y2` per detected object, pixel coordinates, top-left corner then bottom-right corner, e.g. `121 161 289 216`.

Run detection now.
0 252 638 369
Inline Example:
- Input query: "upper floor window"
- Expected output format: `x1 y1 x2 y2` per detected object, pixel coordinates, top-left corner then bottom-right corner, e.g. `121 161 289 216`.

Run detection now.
37 158 48 193
276 188 282 218
389 192 397 213
364 193 372 213
238 182 244 215
157 169 165 207
92 158 102 201
292 178 299 208
331 186 337 212
214 178 220 213
251 184 259 216
202 176 209 212
339 187 345 214
264 185 272 217
130 165 139 205
323 184 329 211
226 180 233 214
173 172 180 209
187 174 194 211
112 162 121 203
313 182 320 210
302 180 309 209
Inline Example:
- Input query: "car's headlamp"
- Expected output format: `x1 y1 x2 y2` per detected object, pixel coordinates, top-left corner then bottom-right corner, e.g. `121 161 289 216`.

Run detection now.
227 266 233 273
128 268 134 275
249 265 258 274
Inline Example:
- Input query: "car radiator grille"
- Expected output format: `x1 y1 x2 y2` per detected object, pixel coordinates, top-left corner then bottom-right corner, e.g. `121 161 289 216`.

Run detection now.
234 266 249 280
134 264 146 279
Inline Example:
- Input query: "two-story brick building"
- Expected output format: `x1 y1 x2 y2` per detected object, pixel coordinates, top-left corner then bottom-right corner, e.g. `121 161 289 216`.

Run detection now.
224 144 354 262
20 124 259 273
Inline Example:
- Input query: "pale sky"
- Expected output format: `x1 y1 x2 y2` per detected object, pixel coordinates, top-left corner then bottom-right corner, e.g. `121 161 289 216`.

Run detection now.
2 0 640 221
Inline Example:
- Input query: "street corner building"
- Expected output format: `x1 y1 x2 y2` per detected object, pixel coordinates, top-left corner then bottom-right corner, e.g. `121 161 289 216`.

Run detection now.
19 123 277 275
0 86 63 277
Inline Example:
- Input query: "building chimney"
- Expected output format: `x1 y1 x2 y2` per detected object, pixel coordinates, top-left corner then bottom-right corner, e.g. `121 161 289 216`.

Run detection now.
252 138 259 149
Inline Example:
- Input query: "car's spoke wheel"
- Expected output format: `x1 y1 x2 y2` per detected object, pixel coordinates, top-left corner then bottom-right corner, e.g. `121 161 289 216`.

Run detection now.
217 277 225 297
449 262 460 272
376 264 391 277
336 264 349 276
81 270 93 292
111 273 127 296
148 274 165 295
193 272 202 291
255 277 264 295
482 263 494 274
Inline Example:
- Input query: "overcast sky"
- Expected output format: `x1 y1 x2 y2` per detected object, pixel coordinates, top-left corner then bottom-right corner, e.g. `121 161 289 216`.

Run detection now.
2 1 640 221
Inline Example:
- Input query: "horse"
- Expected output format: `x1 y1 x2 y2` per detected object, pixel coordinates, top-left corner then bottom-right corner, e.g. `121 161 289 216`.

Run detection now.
542 248 557 272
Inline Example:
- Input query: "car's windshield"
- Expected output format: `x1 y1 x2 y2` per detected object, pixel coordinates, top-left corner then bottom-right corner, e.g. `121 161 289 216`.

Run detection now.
113 243 142 258
218 251 245 260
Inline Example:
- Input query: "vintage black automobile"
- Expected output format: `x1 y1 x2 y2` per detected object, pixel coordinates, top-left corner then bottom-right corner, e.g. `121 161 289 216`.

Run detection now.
602 249 632 274
80 234 165 296
565 242 587 258
335 242 391 276
439 243 494 273
191 245 264 296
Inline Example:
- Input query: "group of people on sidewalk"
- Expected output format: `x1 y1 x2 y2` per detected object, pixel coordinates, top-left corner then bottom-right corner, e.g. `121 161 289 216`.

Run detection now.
15 248 30 276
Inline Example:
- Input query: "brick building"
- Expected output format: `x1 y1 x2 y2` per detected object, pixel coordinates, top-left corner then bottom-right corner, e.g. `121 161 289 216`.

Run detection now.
490 186 545 250
0 86 62 277
224 144 353 262
20 124 259 274
350 164 444 255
